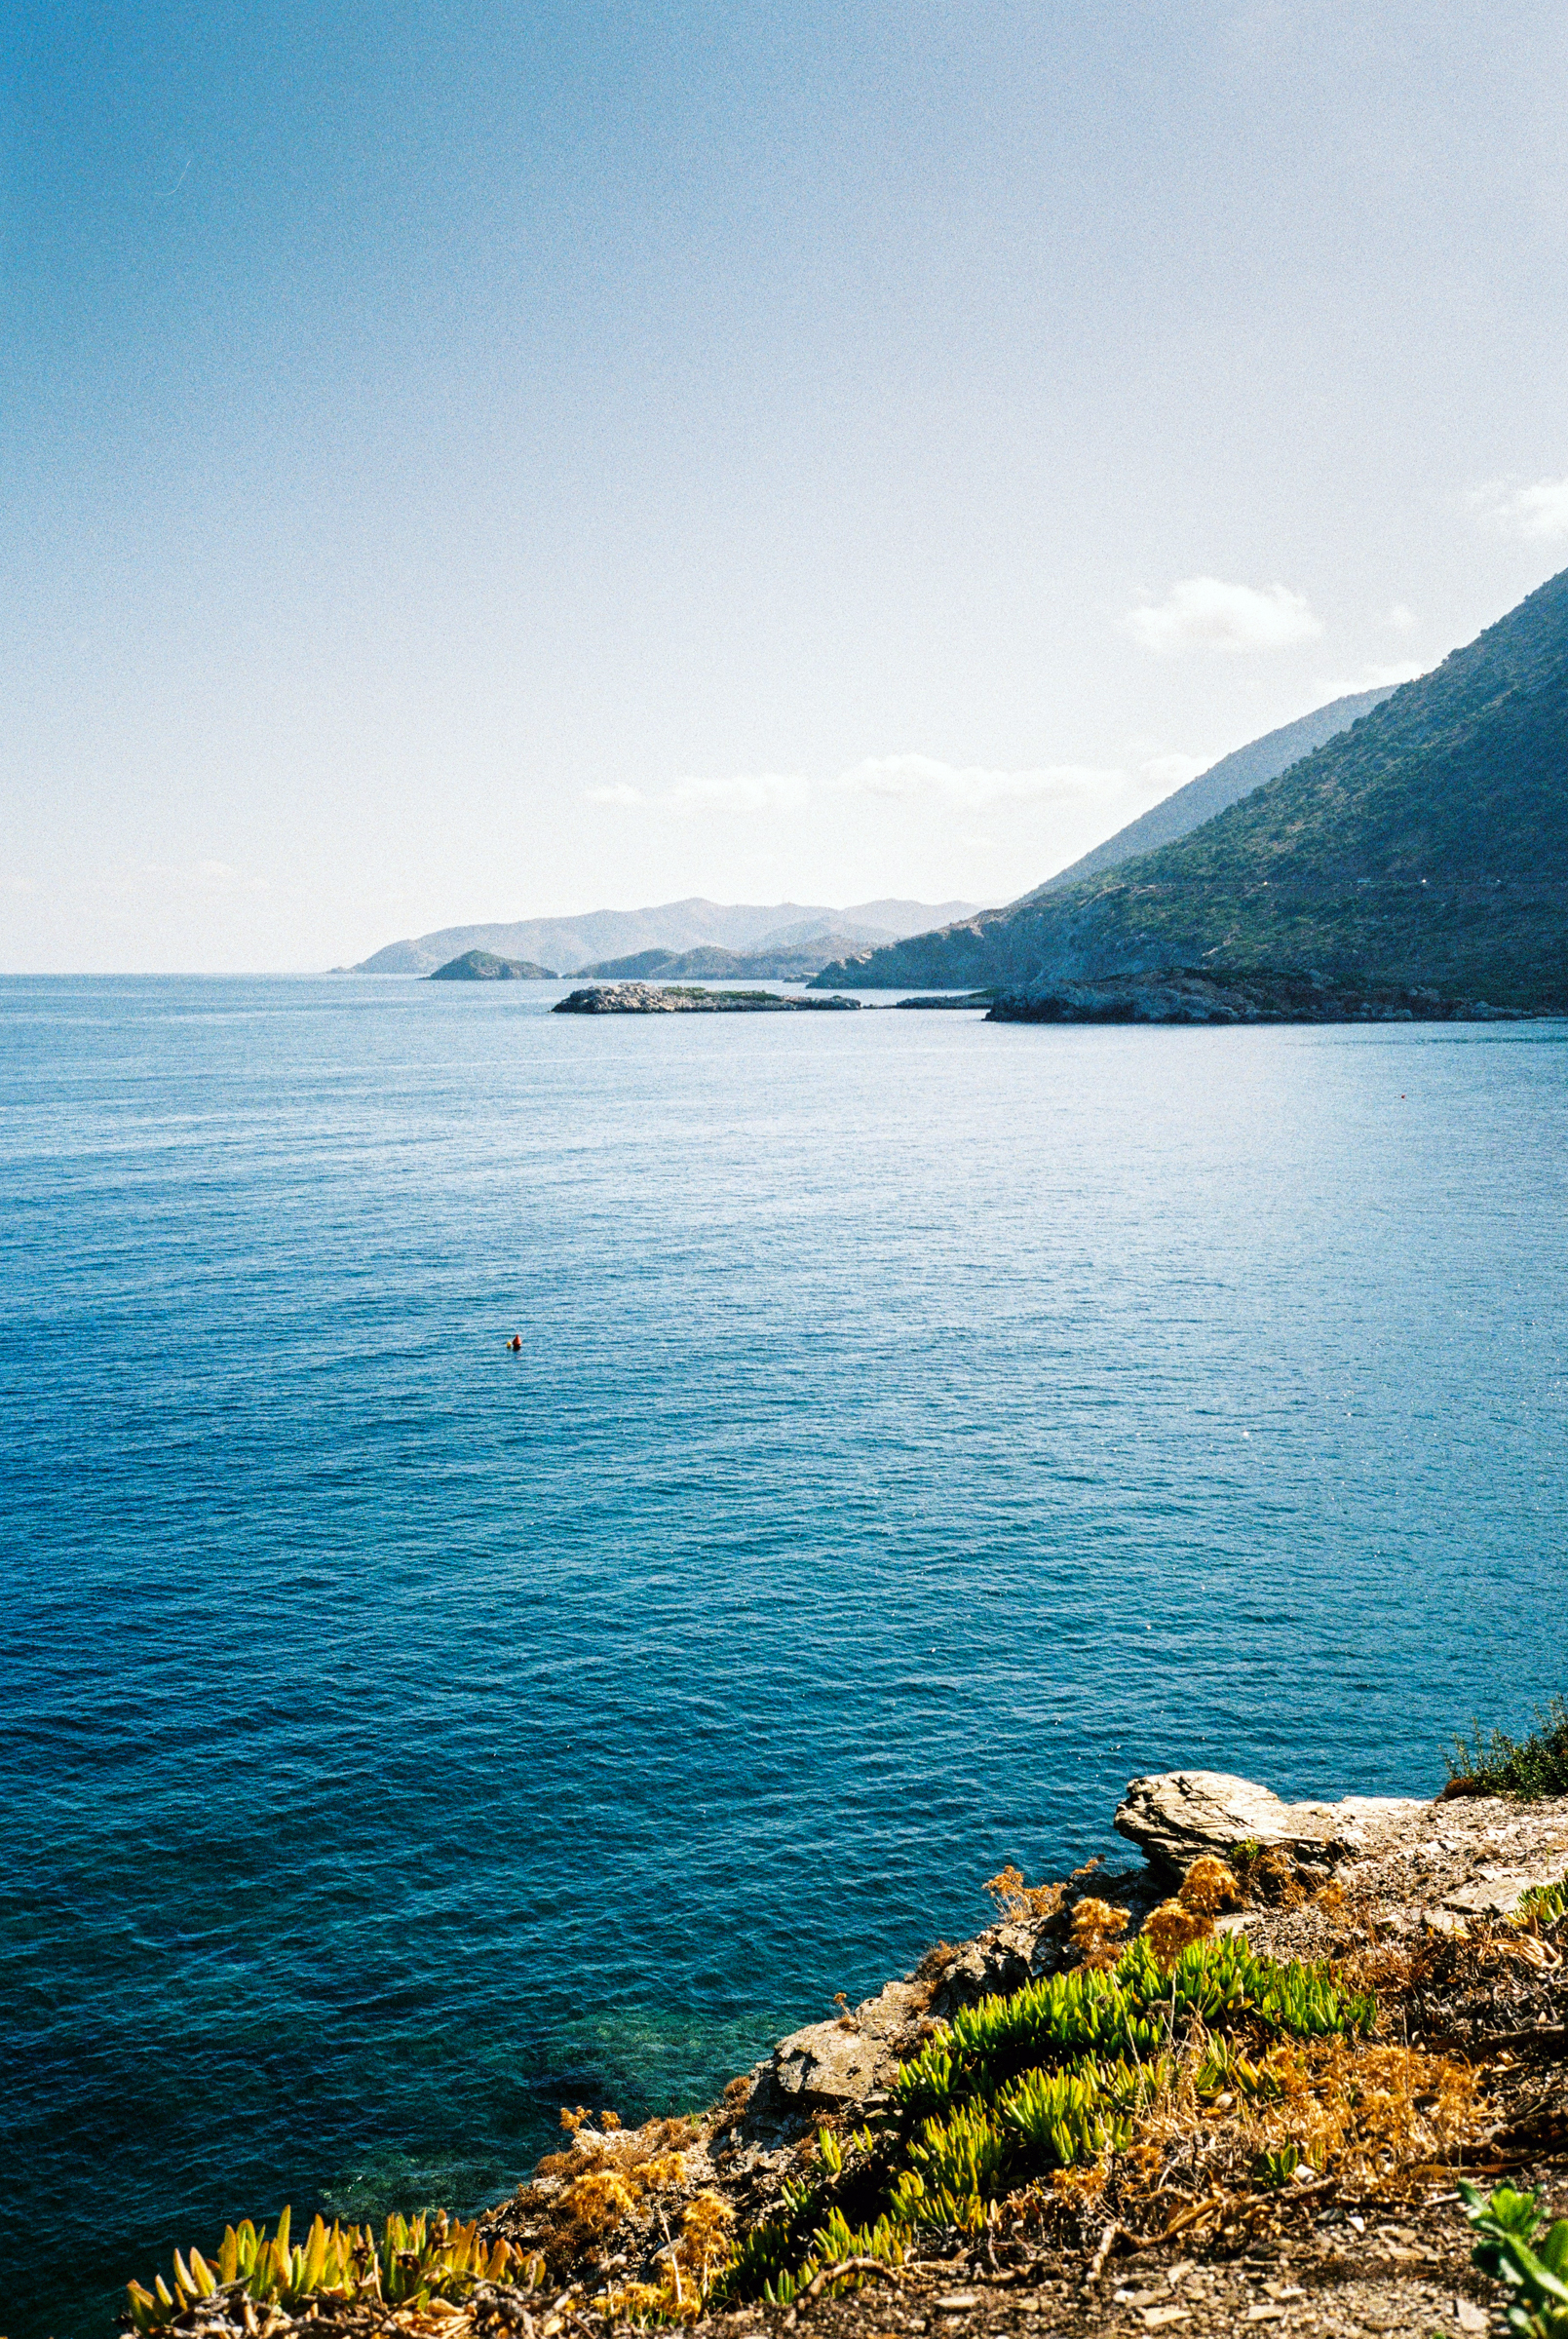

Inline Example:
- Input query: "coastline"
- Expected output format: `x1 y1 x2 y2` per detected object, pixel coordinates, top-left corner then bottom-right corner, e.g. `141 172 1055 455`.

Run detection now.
124 1768 1568 2339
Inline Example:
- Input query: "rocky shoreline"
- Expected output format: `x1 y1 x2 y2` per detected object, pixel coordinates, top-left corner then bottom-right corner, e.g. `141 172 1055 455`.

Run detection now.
984 973 1530 1025
540 972 1542 1024
475 1772 1567 2339
130 1767 1568 2339
554 984 861 1014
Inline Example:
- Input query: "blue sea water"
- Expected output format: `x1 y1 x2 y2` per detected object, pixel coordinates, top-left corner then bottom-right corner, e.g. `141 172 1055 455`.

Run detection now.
2 976 1566 2337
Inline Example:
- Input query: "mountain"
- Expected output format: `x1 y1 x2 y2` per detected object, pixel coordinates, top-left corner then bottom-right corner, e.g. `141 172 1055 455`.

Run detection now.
1036 685 1396 893
577 930 890 981
429 950 557 980
739 915 897 950
351 897 983 976
813 574 1568 1008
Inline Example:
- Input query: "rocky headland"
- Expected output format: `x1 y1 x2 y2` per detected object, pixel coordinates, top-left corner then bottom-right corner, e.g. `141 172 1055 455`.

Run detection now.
983 973 1528 1026
811 566 1568 1012
572 940 880 983
127 1764 1568 2339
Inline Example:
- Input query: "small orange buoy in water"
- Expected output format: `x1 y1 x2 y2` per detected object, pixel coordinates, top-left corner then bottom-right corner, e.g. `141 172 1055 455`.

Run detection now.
509 1334 522 1352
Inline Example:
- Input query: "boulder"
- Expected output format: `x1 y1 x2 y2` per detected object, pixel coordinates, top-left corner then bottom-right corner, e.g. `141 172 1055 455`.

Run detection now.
769 2017 886 2105
1116 1770 1427 1876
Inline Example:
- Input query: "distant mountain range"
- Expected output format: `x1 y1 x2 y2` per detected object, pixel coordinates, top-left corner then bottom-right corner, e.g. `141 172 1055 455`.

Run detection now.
351 898 985 977
814 576 1568 1009
575 930 887 981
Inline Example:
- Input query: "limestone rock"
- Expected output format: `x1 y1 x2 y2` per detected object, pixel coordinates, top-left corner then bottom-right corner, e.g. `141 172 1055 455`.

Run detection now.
1438 1870 1560 1919
1115 1770 1427 1875
769 2018 886 2104
928 1922 1050 2013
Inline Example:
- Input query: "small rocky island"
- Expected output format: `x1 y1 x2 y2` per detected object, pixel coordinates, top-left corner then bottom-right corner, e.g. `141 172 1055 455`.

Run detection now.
432 949 559 980
554 983 861 1014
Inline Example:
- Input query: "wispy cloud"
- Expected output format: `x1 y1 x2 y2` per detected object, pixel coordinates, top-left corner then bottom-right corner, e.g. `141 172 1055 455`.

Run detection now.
1468 475 1568 542
1312 658 1428 697
1123 577 1322 654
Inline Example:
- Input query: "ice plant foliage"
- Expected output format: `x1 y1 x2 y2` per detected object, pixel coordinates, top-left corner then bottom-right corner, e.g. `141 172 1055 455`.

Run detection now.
1517 1874 1568 1926
1463 2182 1568 2337
125 2208 516 2331
713 1931 1376 2314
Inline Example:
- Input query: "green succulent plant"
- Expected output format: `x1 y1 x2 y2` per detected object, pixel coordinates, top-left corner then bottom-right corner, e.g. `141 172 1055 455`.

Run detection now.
708 1934 1377 2319
125 2205 515 2333
1449 1699 1568 1799
1462 2181 1568 2337
1517 1874 1568 1925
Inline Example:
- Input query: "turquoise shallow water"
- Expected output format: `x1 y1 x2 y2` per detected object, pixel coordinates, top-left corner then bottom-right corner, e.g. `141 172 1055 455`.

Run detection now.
2 977 1565 2337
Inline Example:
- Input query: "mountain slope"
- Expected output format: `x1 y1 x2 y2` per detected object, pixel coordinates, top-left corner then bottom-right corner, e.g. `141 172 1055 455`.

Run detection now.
1037 684 1395 893
814 572 1568 1006
352 898 982 976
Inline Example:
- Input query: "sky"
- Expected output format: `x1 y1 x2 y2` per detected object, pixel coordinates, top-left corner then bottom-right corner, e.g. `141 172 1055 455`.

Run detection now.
5 1 1568 971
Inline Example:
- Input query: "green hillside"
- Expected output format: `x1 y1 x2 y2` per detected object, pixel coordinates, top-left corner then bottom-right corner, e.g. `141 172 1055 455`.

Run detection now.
1034 681 1394 893
429 949 557 979
815 568 1568 1008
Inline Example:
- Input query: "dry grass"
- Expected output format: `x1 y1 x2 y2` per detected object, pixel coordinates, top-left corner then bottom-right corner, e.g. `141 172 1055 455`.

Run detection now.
605 2193 735 2324
1070 1897 1130 1969
1111 2025 1484 2217
1181 1856 1244 1916
524 2115 706 2280
1142 1856 1243 1969
983 1866 1067 1923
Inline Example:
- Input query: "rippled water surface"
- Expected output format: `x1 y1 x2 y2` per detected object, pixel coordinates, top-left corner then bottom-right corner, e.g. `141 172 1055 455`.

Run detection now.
3 978 1566 2336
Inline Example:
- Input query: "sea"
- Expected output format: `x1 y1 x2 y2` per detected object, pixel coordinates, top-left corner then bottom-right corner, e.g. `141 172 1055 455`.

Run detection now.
2 976 1565 2338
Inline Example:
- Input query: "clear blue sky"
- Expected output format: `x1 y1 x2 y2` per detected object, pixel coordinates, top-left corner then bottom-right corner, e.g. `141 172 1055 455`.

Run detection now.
5 1 1568 968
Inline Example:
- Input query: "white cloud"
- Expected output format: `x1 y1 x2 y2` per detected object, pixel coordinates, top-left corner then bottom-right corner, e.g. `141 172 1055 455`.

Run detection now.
1469 475 1568 541
1384 602 1417 633
836 753 1124 809
1123 577 1323 655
